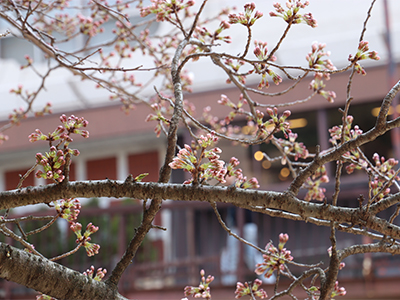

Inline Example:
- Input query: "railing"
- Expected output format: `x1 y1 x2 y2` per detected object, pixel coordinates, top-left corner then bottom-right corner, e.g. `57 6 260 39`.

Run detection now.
0 200 399 298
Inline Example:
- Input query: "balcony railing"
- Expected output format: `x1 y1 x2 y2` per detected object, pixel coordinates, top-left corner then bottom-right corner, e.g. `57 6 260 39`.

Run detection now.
0 200 399 298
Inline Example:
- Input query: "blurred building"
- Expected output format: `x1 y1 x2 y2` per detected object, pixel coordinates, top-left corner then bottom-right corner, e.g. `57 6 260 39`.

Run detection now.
0 1 399 299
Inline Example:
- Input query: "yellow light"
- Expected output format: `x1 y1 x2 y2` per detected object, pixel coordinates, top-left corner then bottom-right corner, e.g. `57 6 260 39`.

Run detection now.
254 151 264 161
242 125 251 135
280 167 290 178
372 106 396 117
262 160 271 169
371 107 380 117
288 118 308 129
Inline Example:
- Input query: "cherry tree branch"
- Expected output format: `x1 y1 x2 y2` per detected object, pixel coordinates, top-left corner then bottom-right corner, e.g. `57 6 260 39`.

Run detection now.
0 243 128 300
106 36 189 287
288 79 400 196
3 180 400 240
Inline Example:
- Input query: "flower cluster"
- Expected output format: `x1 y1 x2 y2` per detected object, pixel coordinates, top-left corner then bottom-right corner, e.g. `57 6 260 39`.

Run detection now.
60 114 89 139
369 153 399 201
83 265 107 281
307 43 336 102
8 107 27 126
35 147 68 182
253 40 269 61
20 54 33 70
269 0 317 28
55 198 81 222
256 107 291 138
195 20 232 44
329 115 362 146
310 280 346 299
41 13 77 38
29 115 88 182
70 222 100 257
329 115 368 173
278 132 309 161
304 166 329 201
140 0 195 22
77 14 105 37
228 2 263 27
252 41 282 89
169 144 197 173
307 42 335 71
29 115 89 144
224 58 247 84
234 279 268 299
0 133 9 145
9 84 23 96
197 132 219 148
329 115 399 201
169 133 259 188
331 281 347 298
34 102 53 117
255 233 293 278
145 103 171 137
184 269 214 299
348 41 380 75
218 94 248 125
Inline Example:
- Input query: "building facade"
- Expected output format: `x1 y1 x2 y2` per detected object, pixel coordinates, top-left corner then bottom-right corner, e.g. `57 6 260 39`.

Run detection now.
0 1 399 299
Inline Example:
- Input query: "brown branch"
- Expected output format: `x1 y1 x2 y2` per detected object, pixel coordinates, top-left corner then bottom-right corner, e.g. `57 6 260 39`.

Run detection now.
240 25 252 58
106 36 189 288
3 180 400 240
359 0 377 42
267 19 293 61
269 268 325 300
50 244 82 262
0 243 128 300
0 225 44 257
288 80 400 196
319 224 339 300
0 215 55 224
26 215 59 236
211 202 264 252
187 0 208 38
338 240 400 262
17 163 38 189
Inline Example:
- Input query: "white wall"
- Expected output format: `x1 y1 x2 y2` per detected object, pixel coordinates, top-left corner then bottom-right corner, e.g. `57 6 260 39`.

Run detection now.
0 0 398 119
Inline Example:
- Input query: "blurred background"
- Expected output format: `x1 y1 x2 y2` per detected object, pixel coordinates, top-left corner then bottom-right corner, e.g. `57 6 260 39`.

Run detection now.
0 1 399 299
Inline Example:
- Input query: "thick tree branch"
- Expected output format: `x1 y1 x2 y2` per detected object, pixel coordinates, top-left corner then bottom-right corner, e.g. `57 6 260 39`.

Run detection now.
289 79 400 195
338 241 400 261
3 180 400 239
0 243 127 300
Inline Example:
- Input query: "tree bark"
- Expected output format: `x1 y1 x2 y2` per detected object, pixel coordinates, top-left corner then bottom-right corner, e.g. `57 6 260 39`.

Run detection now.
1 180 400 240
0 243 128 300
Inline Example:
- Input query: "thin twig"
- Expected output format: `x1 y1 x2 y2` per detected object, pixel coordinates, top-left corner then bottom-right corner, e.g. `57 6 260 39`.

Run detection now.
0 225 44 257
26 215 59 236
50 244 82 262
359 0 377 42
